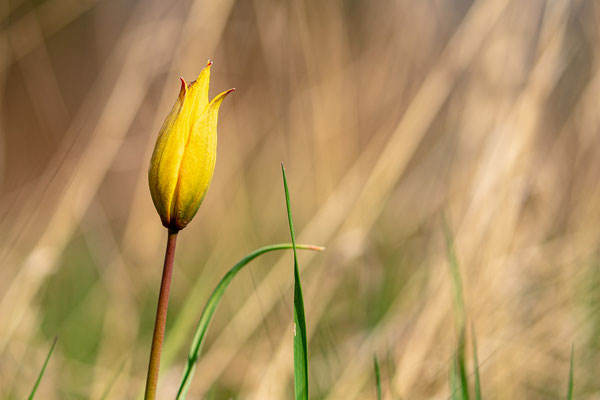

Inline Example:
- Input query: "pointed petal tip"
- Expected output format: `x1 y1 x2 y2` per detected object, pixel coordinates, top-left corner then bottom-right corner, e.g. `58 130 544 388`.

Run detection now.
218 88 236 98
208 88 237 107
196 61 213 81
178 77 187 97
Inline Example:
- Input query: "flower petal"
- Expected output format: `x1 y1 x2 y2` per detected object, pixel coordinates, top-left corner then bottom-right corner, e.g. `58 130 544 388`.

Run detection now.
148 78 188 227
172 88 235 229
185 60 212 133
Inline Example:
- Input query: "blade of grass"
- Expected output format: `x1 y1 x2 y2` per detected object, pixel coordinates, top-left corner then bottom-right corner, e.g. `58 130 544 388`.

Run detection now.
566 344 574 400
175 242 323 399
471 326 482 400
28 336 58 400
282 164 309 400
373 355 382 400
450 354 460 400
456 331 469 400
443 218 469 400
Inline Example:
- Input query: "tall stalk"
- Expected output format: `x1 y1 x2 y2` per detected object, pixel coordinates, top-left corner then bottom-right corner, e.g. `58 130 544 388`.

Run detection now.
144 229 178 400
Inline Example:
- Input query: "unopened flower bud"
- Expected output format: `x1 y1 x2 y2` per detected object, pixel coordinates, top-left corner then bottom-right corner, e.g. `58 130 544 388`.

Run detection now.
149 61 234 230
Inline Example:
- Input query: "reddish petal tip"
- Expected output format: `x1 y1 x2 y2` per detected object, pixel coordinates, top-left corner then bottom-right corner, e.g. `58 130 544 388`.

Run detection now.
207 60 213 66
178 77 187 96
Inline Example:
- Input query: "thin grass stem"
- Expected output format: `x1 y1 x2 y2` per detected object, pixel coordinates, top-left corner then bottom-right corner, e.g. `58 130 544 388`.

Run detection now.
28 336 58 400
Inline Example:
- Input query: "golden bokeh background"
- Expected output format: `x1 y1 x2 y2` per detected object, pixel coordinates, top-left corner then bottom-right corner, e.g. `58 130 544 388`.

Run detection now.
1 0 599 398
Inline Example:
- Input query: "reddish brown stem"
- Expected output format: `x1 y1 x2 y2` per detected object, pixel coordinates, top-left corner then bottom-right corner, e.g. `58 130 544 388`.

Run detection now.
144 228 178 400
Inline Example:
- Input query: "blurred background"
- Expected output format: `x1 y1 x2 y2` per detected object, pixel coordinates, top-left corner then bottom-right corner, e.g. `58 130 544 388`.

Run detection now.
1 0 599 398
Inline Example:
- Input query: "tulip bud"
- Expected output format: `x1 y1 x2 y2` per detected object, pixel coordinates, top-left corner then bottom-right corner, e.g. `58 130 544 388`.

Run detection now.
149 61 234 231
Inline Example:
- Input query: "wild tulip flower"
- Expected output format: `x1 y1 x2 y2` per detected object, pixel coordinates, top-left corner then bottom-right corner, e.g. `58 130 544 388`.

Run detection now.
148 60 235 231
144 61 234 400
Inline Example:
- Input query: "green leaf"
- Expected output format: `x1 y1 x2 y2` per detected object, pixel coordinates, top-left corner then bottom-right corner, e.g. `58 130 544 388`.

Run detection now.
373 355 382 400
471 326 482 400
444 218 469 400
282 164 309 400
28 336 58 400
566 344 574 400
450 354 461 400
175 242 323 399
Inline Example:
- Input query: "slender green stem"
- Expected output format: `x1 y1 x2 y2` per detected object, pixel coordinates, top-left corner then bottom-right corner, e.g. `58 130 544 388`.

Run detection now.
28 336 58 400
145 228 178 400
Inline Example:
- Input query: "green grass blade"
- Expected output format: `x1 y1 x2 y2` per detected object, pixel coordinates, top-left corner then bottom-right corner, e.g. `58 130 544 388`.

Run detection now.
176 242 324 399
566 344 574 400
450 354 460 400
443 218 469 400
373 355 382 400
282 164 309 400
456 330 469 400
471 326 482 400
28 336 58 400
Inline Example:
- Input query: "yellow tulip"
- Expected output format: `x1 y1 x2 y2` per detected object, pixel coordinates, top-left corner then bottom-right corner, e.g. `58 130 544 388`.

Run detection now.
148 61 234 231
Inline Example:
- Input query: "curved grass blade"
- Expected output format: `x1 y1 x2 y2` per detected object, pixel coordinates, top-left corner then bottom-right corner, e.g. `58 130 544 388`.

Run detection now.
373 355 382 400
28 336 58 400
566 344 574 400
443 218 469 400
176 242 323 399
282 164 309 400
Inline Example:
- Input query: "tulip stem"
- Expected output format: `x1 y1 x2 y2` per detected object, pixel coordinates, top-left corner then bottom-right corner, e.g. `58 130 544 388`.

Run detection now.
144 228 178 400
